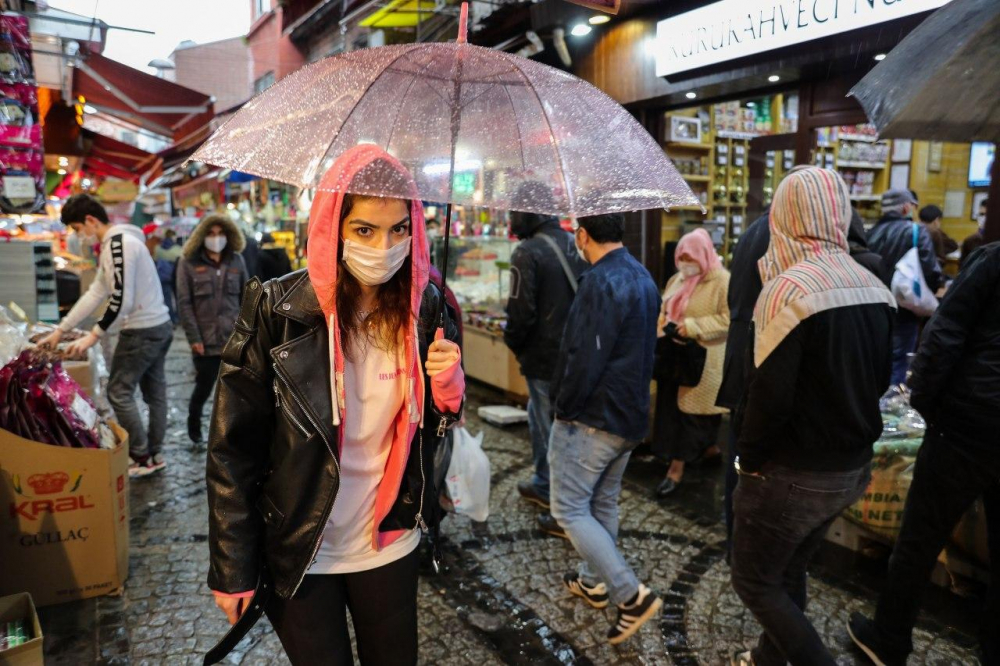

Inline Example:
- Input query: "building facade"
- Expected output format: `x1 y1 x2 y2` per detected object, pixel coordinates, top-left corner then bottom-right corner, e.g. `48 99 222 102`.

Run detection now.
169 37 253 113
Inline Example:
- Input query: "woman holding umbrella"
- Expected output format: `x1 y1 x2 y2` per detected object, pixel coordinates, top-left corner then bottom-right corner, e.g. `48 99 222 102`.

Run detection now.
205 145 465 664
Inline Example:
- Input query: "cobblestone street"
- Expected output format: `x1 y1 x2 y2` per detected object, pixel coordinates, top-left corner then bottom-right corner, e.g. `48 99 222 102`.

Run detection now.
39 333 982 665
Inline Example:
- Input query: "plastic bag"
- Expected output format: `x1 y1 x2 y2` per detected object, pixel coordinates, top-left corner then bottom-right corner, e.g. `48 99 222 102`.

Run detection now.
891 224 938 317
445 427 490 522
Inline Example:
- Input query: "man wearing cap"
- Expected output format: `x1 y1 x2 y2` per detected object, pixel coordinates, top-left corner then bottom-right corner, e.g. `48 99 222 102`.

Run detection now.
867 189 943 385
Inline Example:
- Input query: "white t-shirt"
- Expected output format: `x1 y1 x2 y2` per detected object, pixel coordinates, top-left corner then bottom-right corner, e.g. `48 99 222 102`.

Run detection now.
309 336 420 575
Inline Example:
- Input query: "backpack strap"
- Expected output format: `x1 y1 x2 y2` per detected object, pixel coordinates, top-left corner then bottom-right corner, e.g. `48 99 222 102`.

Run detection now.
537 233 578 294
912 223 920 249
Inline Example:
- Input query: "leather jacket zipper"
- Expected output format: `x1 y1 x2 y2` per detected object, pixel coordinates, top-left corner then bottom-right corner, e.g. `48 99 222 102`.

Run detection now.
414 431 428 532
272 364 340 598
274 380 311 438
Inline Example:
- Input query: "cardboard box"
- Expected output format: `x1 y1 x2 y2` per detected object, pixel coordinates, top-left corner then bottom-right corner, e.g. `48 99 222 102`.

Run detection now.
62 360 93 397
0 423 129 607
0 593 43 666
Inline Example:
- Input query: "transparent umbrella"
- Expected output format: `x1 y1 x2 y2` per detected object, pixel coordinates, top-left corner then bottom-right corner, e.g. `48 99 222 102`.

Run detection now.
191 3 698 311
192 4 696 217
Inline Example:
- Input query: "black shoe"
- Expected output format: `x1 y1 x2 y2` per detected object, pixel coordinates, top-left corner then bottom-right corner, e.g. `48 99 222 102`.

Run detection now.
847 612 907 666
517 480 550 509
537 513 568 539
563 572 609 609
607 584 662 645
187 415 203 444
655 477 680 498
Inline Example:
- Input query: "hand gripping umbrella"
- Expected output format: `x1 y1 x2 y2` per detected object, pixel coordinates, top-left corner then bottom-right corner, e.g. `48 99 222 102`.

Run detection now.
191 2 699 321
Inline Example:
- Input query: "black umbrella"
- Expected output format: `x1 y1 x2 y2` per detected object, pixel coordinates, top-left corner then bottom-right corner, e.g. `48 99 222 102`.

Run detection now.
850 0 1000 242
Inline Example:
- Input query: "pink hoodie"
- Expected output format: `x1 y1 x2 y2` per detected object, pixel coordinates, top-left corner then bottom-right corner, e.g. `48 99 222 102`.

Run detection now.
214 146 464 602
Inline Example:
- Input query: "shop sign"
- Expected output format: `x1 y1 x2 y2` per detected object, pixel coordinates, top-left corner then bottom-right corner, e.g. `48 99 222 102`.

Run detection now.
655 0 953 77
97 178 139 203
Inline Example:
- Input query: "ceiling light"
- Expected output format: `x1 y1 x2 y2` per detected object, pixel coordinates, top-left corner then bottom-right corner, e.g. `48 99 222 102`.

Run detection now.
588 15 610 25
685 91 697 99
746 102 756 108
570 23 592 37
874 53 887 61
58 156 69 166
768 74 780 83
57 169 67 175
83 104 96 114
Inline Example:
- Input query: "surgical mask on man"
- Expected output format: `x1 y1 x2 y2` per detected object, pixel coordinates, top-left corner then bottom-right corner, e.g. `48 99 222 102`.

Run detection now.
205 236 228 254
342 238 410 286
677 260 701 278
978 213 987 231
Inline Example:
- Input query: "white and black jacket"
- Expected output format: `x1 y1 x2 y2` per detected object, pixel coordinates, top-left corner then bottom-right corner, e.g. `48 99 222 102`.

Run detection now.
59 225 170 336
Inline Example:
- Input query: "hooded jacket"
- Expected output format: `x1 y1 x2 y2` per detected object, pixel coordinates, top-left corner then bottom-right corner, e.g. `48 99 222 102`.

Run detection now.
205 147 463 647
867 210 943 295
504 213 586 381
58 224 170 335
176 215 249 356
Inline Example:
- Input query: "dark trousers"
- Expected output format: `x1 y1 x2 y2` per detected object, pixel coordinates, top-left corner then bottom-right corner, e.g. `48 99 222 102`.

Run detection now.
526 378 553 496
107 322 173 459
731 463 870 666
890 316 919 386
266 550 419 665
874 428 1000 662
190 355 222 422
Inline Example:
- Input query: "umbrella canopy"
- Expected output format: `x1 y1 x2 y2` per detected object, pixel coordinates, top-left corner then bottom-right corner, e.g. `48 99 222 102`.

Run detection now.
850 0 1000 142
190 9 697 218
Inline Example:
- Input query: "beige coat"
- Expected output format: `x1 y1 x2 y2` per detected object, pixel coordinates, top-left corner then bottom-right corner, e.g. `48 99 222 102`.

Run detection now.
660 267 730 415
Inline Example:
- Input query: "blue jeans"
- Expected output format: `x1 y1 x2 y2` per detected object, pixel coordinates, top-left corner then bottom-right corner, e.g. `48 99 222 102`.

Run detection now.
161 281 178 324
731 463 870 666
526 378 553 496
107 322 173 459
548 419 639 606
891 316 919 385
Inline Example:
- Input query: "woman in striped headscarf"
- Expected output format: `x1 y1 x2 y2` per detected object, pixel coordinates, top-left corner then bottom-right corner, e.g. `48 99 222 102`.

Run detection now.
729 166 896 666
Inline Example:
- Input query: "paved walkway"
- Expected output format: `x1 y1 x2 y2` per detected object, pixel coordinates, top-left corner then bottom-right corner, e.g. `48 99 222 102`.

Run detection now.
40 333 982 664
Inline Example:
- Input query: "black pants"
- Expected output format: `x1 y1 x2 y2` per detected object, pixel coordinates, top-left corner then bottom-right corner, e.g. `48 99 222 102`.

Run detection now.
731 463 870 666
266 550 419 665
189 355 222 422
874 427 1000 662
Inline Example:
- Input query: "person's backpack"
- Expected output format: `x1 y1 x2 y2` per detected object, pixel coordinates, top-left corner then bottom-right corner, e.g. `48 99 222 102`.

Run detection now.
891 224 938 317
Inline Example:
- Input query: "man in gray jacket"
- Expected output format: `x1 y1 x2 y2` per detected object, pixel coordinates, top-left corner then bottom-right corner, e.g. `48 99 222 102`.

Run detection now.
176 213 248 443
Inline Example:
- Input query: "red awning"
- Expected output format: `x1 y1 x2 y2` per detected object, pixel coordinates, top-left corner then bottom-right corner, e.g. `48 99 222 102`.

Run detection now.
73 52 214 142
82 130 163 183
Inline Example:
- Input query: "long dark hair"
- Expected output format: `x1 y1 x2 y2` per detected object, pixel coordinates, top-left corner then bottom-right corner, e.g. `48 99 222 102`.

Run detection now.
335 193 413 358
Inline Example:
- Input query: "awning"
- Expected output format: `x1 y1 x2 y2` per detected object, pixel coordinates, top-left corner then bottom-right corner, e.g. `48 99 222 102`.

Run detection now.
82 129 162 183
358 0 437 28
73 52 214 142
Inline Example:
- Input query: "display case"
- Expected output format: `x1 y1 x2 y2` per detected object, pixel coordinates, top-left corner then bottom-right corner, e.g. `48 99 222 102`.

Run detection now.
432 234 528 399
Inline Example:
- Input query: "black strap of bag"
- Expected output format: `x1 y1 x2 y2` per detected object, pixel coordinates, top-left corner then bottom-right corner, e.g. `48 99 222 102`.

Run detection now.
537 233 578 294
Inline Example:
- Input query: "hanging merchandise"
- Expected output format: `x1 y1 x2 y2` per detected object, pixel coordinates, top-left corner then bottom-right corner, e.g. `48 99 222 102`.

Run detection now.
0 349 116 449
0 15 43 214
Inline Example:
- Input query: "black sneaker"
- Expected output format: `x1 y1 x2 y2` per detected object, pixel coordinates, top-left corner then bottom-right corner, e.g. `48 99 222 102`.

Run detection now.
607 584 662 645
517 481 549 509
847 612 907 666
536 513 568 539
187 415 203 444
563 572 609 609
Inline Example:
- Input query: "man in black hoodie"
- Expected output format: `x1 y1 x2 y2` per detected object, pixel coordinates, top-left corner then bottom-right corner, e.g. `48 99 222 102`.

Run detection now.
504 182 586 514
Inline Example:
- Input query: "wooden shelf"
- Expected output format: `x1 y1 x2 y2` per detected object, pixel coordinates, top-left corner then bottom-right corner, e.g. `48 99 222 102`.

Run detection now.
682 174 711 182
850 195 881 202
665 141 712 151
838 161 887 169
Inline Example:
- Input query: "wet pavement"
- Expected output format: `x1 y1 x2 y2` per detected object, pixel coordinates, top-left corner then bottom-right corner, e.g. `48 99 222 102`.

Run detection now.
39 331 983 665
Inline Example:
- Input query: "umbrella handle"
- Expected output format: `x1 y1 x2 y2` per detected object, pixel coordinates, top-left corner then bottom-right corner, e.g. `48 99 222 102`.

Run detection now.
457 2 468 44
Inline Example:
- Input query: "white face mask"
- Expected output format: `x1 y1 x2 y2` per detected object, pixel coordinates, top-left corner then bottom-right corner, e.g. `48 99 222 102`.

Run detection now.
978 213 987 231
342 238 410 286
205 235 228 253
678 260 701 278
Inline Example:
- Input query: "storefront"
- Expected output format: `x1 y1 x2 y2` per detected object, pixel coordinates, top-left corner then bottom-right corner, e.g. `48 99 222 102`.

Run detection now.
507 0 989 283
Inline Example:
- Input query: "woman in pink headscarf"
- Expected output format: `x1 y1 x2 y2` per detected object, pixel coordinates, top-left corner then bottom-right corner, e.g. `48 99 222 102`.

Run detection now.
652 228 730 497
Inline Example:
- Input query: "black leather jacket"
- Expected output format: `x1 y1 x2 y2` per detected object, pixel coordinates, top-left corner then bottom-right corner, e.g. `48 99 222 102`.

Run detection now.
206 270 461 601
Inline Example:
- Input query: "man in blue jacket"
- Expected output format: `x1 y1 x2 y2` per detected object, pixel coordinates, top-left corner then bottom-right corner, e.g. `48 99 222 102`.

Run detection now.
546 213 663 645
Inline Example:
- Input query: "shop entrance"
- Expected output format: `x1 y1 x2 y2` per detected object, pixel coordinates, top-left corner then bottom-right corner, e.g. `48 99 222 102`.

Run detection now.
747 133 796 225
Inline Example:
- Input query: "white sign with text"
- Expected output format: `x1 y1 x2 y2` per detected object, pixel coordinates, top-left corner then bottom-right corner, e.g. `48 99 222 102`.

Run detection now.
655 0 953 77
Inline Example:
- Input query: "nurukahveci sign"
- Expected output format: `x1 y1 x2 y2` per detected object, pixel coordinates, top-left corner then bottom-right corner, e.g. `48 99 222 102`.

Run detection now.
655 0 953 78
